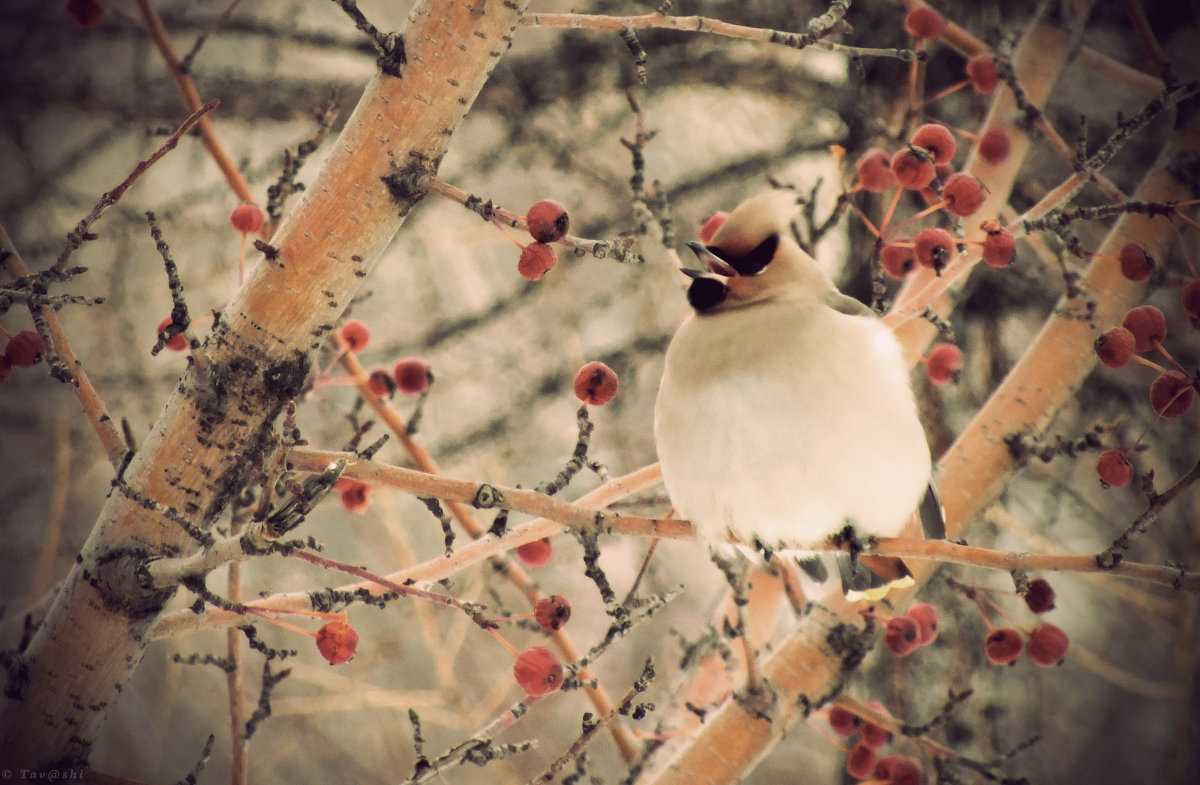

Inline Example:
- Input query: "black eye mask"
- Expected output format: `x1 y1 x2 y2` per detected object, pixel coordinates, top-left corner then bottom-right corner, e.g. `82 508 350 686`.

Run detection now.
708 233 779 276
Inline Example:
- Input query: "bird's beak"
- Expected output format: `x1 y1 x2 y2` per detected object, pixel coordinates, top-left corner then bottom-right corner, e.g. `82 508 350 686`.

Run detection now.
686 241 739 278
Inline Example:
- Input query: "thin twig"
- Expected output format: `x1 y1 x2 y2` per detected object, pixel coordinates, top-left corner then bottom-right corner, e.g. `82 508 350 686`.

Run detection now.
1096 460 1200 569
426 177 645 264
135 0 254 203
530 658 656 785
0 225 127 468
54 100 217 272
520 8 920 62
179 0 244 74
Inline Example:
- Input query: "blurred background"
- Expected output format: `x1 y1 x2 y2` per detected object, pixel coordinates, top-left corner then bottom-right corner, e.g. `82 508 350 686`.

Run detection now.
1 1 1197 783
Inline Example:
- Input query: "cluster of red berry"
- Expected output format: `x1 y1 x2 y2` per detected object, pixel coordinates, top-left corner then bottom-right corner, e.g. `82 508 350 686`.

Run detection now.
826 702 924 784
879 601 940 657
856 121 1013 277
516 199 571 281
0 329 45 384
1093 288 1196 487
506 595 573 697
331 317 433 400
973 578 1069 667
851 6 1016 283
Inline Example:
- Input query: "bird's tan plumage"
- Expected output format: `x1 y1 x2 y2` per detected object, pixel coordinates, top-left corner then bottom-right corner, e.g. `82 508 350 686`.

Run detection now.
655 191 934 588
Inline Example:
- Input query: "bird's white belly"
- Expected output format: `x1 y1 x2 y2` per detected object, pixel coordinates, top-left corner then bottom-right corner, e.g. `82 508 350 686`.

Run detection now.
654 305 930 546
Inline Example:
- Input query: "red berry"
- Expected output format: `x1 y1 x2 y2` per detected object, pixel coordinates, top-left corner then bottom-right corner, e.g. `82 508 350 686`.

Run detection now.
856 149 897 193
911 124 957 165
881 244 915 279
526 199 570 243
984 627 1023 665
827 704 862 736
157 316 187 352
339 319 370 352
513 646 564 697
942 173 985 217
534 595 572 631
965 53 999 94
1096 449 1134 488
891 149 936 191
914 227 955 270
4 329 45 368
978 127 1011 164
393 357 431 395
316 620 359 665
518 242 557 281
875 754 925 785
861 703 893 748
906 602 939 644
1182 280 1200 329
698 212 729 244
66 0 104 27
1150 370 1194 417
846 741 878 779
884 615 921 656
1027 622 1069 666
982 227 1017 267
1023 578 1055 614
573 361 619 406
336 478 371 513
903 6 945 39
0 355 10 384
366 369 394 398
1118 242 1154 282
925 343 963 386
1122 305 1166 352
516 537 554 567
1094 327 1135 369
229 203 265 234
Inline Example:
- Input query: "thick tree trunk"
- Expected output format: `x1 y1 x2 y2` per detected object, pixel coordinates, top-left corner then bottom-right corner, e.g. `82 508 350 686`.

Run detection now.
0 0 528 768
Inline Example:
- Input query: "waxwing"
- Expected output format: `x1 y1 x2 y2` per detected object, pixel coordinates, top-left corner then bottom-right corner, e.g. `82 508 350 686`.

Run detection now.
654 190 944 599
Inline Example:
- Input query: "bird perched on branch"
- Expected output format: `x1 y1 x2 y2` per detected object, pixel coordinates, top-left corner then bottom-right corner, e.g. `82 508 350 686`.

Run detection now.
654 189 943 599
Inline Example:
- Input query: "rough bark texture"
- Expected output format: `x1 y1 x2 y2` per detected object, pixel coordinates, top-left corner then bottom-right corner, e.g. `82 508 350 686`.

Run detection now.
0 0 529 767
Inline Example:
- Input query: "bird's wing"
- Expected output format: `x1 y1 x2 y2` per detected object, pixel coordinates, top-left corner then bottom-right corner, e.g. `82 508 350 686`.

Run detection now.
820 290 877 318
919 482 946 540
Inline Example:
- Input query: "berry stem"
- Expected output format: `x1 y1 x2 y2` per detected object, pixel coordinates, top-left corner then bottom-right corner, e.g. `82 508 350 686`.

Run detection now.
244 608 317 638
488 627 521 657
490 216 529 250
805 719 854 753
1130 353 1167 373
890 198 950 234
1151 340 1184 372
850 203 883 238
922 78 970 106
308 375 364 390
878 187 905 236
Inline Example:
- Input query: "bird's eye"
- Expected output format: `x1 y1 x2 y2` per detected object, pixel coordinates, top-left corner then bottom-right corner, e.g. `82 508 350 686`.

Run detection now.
686 276 729 312
721 234 778 276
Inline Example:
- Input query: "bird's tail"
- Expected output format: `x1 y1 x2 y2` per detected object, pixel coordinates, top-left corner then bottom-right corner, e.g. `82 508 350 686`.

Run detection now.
840 483 945 601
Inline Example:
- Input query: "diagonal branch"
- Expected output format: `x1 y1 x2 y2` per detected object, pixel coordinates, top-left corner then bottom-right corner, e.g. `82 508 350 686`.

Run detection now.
0 0 532 768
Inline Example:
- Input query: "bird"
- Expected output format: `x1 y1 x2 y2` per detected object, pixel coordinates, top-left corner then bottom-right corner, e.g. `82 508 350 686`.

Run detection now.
654 189 944 599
